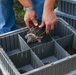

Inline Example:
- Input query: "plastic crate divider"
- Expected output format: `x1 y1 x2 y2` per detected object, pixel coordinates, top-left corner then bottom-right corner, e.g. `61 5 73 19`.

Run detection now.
18 28 28 40
31 41 70 65
18 34 30 52
54 41 70 58
30 50 44 68
56 34 76 55
73 34 76 49
56 34 73 49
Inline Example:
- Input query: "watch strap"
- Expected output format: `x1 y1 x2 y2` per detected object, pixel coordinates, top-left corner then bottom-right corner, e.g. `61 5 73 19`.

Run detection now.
24 6 33 11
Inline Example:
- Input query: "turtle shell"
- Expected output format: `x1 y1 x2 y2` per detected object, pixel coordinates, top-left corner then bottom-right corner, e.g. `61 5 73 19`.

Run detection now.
25 26 46 43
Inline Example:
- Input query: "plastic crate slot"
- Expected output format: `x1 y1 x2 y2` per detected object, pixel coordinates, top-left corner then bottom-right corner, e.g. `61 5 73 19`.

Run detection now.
4 34 30 56
32 41 69 65
8 50 44 74
50 19 73 40
28 34 53 48
56 34 76 55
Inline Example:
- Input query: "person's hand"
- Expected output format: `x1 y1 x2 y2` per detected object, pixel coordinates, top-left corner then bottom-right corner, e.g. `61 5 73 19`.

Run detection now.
24 10 38 28
39 10 57 34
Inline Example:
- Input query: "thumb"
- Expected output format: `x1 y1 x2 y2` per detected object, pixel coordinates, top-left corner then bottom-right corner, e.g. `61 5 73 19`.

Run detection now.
32 19 38 26
39 21 45 28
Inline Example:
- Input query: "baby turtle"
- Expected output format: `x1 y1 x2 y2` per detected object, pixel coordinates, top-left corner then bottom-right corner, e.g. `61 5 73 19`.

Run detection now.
43 61 51 65
66 46 76 55
19 69 27 74
25 26 46 44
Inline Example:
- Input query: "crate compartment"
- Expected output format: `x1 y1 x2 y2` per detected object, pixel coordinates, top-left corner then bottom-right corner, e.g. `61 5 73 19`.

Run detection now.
56 34 76 55
28 34 53 48
0 34 23 52
14 28 53 48
50 18 73 40
32 41 70 65
18 28 53 47
41 56 58 65
8 49 44 74
57 0 76 15
54 8 76 29
18 65 33 74
0 34 30 57
0 28 28 52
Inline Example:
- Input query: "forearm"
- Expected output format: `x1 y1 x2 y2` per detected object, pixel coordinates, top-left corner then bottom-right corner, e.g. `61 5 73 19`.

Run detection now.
18 0 32 7
44 0 56 11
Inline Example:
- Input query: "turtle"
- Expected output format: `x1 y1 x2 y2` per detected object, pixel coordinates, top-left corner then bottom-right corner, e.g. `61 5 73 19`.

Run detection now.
25 26 46 44
19 69 27 74
43 61 51 65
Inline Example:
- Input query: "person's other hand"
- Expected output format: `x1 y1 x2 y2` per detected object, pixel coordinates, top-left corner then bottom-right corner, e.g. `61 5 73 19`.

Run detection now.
39 10 57 34
24 10 38 28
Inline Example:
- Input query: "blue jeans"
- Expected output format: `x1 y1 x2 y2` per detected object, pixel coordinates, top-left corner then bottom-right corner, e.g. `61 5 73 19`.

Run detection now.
0 0 19 33
0 0 44 33
32 0 45 23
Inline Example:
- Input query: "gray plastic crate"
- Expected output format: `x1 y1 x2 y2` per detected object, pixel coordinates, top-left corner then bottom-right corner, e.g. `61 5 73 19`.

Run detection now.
0 18 76 75
57 0 76 15
54 8 76 30
56 33 76 55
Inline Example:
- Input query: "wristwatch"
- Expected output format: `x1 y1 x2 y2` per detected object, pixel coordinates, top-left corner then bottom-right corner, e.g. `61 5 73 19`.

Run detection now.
24 6 34 11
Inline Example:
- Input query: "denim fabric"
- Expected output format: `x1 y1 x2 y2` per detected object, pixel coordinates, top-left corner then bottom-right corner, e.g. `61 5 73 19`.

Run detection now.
31 0 45 23
0 0 19 33
0 0 44 33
